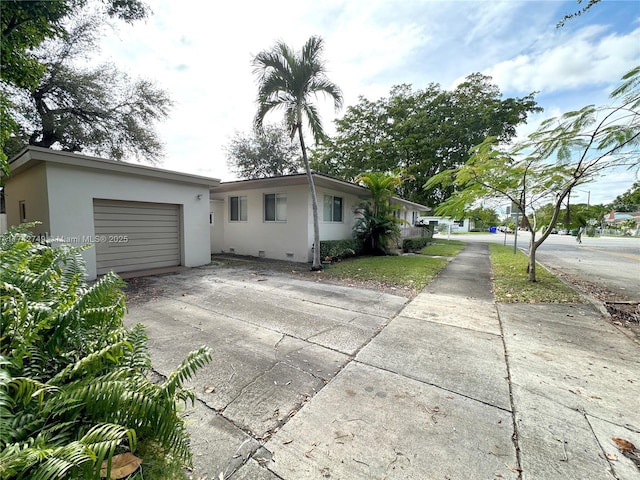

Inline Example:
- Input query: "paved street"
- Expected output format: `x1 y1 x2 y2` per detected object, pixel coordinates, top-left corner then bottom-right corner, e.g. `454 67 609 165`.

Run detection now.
454 233 640 301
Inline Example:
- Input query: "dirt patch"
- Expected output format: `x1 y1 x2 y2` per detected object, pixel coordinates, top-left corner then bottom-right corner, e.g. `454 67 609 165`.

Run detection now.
123 276 167 303
549 268 640 340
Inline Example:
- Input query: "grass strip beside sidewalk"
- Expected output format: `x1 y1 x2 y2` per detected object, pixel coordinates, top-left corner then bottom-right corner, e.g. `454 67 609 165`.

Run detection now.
323 255 449 292
419 238 466 257
489 244 582 303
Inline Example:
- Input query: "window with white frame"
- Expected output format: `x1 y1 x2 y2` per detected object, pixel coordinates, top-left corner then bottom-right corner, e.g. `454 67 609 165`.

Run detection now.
229 195 247 221
323 195 343 222
264 193 286 222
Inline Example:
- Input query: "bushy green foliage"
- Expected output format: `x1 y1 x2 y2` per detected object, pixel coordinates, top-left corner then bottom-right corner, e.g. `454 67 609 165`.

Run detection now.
0 225 211 479
402 236 432 253
311 75 540 206
319 239 362 261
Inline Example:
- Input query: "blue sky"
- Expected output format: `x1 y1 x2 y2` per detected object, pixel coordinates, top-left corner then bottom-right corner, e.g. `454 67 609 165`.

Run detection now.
96 0 640 205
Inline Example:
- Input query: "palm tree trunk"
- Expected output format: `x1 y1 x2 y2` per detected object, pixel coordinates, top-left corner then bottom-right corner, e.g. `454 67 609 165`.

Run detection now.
297 126 322 270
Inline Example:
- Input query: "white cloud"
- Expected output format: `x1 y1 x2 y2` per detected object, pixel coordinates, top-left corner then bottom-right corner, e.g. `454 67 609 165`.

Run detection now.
581 167 639 206
86 0 639 188
485 25 640 94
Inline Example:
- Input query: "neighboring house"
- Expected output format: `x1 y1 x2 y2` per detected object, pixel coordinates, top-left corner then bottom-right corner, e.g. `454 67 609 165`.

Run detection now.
210 173 431 262
605 211 640 235
3 147 218 280
392 198 432 239
415 215 475 232
3 148 431 278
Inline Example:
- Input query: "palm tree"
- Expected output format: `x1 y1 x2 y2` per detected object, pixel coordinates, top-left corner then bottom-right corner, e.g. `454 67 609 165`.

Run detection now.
353 172 406 255
253 36 343 270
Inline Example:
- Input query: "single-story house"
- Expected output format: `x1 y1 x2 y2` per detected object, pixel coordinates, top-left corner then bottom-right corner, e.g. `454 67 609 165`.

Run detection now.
3 147 218 279
209 173 430 262
3 147 430 279
415 215 475 232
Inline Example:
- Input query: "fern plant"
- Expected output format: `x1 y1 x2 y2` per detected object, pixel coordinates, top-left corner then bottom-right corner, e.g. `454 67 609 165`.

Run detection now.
0 225 212 479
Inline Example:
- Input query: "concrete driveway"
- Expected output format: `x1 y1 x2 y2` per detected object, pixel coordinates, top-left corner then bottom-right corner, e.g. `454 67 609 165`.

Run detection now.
124 249 640 480
124 260 408 477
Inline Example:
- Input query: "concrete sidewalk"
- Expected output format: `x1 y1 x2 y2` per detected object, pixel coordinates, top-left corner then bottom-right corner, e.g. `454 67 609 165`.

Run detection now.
124 244 640 480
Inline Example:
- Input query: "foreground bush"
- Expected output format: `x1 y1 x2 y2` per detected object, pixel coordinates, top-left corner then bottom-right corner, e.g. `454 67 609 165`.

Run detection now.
402 236 432 253
319 239 362 261
0 225 211 479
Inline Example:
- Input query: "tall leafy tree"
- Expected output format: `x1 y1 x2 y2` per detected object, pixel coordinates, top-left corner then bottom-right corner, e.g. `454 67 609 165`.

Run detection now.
225 124 302 179
4 16 172 161
0 0 150 171
467 206 500 231
312 74 540 207
1 0 148 88
609 180 640 212
253 35 343 270
426 66 640 282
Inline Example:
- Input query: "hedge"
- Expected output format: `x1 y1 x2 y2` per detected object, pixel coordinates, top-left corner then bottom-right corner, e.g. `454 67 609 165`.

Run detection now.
402 237 432 253
319 239 362 260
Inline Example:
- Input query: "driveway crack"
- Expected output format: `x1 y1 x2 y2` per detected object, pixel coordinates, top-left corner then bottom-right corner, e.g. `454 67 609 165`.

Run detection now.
496 302 524 480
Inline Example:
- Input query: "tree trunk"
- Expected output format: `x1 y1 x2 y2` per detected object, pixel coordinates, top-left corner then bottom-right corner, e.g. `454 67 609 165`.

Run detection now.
528 230 537 282
297 126 322 270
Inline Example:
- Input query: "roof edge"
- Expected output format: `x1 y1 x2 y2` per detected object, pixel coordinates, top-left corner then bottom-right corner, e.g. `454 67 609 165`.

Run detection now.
5 146 221 187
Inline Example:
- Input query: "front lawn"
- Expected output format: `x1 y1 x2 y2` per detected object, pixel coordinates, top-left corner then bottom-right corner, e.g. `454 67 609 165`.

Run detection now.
420 239 466 257
323 255 449 292
489 244 582 303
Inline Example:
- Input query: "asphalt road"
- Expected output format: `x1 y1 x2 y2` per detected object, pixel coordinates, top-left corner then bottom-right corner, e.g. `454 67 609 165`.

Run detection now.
447 232 640 302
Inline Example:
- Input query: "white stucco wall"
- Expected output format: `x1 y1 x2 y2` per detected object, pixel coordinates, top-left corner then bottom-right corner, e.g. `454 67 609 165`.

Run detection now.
211 183 366 263
213 184 310 261
43 162 211 279
4 163 50 236
316 186 363 241
210 199 224 254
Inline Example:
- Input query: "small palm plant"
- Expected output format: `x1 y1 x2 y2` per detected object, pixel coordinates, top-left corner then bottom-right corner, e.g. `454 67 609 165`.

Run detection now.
353 172 407 255
0 225 211 479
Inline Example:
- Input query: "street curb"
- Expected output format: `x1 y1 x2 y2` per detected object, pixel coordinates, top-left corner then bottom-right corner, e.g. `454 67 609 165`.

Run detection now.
534 255 640 346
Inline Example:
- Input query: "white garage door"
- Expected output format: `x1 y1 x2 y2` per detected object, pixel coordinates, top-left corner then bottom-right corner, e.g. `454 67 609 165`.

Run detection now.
93 199 181 275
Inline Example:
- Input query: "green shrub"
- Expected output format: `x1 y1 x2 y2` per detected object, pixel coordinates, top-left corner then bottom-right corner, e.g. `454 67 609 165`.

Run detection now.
319 239 362 261
0 225 211 479
402 237 432 253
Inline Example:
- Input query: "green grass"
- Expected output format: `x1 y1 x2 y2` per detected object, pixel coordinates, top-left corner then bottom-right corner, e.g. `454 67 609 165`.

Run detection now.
129 441 187 480
420 239 466 257
323 255 449 291
489 244 582 303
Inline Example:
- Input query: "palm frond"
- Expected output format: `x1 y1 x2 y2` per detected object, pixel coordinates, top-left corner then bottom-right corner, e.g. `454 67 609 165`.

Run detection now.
158 346 212 403
1 222 211 477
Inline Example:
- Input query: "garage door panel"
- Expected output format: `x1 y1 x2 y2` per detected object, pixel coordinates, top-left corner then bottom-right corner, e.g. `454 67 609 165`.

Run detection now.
96 253 180 269
95 243 179 257
97 257 181 273
94 225 180 234
93 200 181 275
93 200 178 210
95 240 179 252
93 235 179 245
93 218 179 227
93 210 179 219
